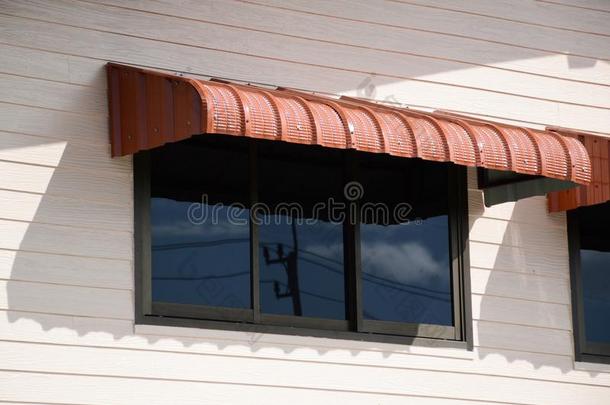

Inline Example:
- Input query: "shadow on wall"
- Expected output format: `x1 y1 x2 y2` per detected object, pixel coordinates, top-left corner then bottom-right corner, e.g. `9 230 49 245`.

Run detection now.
469 175 583 374
4 154 603 380
0 63 604 387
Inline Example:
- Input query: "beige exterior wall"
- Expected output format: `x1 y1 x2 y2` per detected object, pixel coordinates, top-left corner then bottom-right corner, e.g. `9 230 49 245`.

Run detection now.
1 0 609 403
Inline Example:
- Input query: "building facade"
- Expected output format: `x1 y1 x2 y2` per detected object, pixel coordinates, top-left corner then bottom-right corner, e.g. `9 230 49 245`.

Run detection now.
1 0 610 403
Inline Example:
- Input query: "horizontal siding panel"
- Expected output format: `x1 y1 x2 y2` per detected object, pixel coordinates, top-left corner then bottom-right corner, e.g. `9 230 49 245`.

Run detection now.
474 320 572 356
249 0 610 60
470 267 570 304
0 403 52 405
0 160 54 193
545 0 610 12
0 15 405 103
403 0 610 36
469 216 568 249
0 1 608 402
469 241 569 279
1 341 609 404
93 0 610 86
0 131 70 167
0 310 135 339
0 280 132 319
1 16 610 133
471 294 571 330
468 190 567 229
2 310 609 387
0 72 106 115
0 42 105 88
0 103 107 145
0 219 132 260
0 160 132 206
0 189 131 232
0 131 130 173
7 0 610 108
0 370 510 405
0 249 131 289
0 311 481 372
133 323 472 359
475 347 579 378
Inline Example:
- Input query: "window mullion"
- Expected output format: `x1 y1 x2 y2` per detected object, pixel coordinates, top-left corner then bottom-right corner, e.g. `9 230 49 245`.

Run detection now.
449 166 467 342
568 209 587 359
344 151 363 332
353 220 363 332
250 141 261 324
135 151 152 316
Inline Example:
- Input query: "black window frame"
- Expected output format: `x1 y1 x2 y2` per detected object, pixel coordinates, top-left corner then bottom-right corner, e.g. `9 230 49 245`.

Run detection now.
134 139 472 348
568 209 610 364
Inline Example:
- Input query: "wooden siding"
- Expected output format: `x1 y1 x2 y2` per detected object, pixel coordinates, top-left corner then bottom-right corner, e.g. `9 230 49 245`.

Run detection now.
0 0 609 403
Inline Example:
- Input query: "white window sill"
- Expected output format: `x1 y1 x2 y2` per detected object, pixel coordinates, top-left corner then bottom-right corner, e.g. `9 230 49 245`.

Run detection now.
574 361 610 373
134 323 476 361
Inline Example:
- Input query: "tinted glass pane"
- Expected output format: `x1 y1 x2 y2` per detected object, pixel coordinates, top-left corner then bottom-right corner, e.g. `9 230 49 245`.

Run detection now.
258 143 346 319
360 156 453 325
150 137 251 309
577 202 610 343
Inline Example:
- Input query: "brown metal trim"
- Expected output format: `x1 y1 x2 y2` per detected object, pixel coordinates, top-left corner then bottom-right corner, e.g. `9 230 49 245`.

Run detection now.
432 110 526 131
521 127 546 175
257 89 287 140
402 109 451 162
548 131 606 212
187 78 214 133
107 64 122 156
484 123 517 170
338 96 419 158
324 99 355 148
219 82 252 136
107 63 592 193
339 96 388 154
435 114 482 167
291 95 322 146
289 93 322 146
434 110 545 175
549 131 592 184
390 111 419 158
547 129 574 181
279 88 354 148
353 104 388 153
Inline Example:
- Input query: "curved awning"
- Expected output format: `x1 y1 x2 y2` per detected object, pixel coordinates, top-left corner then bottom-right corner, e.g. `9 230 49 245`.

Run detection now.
107 63 591 187
548 128 610 212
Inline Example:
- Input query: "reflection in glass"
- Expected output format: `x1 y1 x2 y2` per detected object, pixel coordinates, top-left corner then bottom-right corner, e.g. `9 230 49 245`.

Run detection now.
360 157 453 326
150 137 251 309
361 217 452 325
578 202 610 343
151 199 250 308
259 217 344 319
581 250 610 343
258 142 346 319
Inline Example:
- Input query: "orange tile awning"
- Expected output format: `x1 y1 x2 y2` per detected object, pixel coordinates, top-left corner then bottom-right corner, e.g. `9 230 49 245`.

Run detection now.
548 128 610 212
107 63 592 194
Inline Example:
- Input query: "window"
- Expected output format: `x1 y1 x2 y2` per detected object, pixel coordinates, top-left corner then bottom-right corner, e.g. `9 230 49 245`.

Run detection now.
568 202 610 363
135 135 471 346
359 154 455 336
